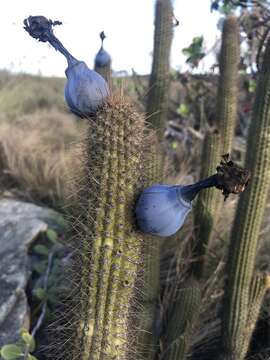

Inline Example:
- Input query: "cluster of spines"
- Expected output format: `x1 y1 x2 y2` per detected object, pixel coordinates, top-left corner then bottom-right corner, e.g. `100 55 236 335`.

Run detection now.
221 36 270 360
146 0 174 140
192 130 221 277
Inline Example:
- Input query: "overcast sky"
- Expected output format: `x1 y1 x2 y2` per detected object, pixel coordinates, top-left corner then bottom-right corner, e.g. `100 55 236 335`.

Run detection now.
0 0 220 77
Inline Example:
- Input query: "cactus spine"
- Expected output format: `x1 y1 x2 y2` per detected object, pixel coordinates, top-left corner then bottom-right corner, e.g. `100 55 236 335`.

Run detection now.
216 15 240 155
164 284 202 360
193 130 221 277
146 0 173 139
59 97 145 360
221 36 270 360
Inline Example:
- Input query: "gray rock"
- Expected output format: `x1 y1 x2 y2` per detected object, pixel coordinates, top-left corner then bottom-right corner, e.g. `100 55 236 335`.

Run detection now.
0 198 62 347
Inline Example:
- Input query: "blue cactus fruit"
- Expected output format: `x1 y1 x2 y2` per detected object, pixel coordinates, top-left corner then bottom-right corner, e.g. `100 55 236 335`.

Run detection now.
135 184 192 237
94 31 111 68
135 178 218 237
136 154 251 237
24 16 109 115
64 59 109 115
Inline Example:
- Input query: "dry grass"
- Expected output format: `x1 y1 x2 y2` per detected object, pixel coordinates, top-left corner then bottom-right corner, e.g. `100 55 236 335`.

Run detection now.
0 110 85 209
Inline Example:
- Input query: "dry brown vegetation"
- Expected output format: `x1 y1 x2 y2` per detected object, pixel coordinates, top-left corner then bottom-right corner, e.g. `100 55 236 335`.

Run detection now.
0 108 85 208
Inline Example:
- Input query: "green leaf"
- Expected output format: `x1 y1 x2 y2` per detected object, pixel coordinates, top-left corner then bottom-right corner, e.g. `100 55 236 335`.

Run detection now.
249 79 256 93
33 244 49 256
171 141 178 150
46 229 58 244
33 287 47 301
0 344 23 360
32 262 46 274
27 354 38 360
177 103 189 117
21 331 35 352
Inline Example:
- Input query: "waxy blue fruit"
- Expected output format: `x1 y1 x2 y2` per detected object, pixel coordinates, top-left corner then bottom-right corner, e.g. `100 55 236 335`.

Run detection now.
136 185 192 237
24 16 109 115
94 32 111 68
135 175 218 237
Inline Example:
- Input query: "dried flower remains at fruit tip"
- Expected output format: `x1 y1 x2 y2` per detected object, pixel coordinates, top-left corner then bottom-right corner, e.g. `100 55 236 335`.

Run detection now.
215 153 251 201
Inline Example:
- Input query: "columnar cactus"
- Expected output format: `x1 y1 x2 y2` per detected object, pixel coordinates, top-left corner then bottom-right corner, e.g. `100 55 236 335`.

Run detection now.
56 97 145 360
221 36 270 360
192 15 239 277
216 15 240 155
146 0 174 139
136 135 163 360
193 130 221 277
94 31 112 86
164 284 202 360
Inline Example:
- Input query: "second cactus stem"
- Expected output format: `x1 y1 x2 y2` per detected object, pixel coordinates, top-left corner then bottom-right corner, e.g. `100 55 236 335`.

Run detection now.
216 14 240 155
61 97 146 360
137 134 163 360
146 0 174 140
193 14 239 278
221 36 270 360
164 282 202 360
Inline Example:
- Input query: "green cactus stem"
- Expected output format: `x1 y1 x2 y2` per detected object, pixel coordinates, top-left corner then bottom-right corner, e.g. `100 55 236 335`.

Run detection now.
221 36 270 360
136 134 163 360
54 97 146 360
163 283 202 360
216 14 240 155
192 130 221 277
146 0 174 140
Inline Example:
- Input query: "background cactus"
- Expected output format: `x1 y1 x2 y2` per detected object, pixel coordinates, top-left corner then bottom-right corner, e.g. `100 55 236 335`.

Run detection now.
136 135 163 360
164 283 202 360
146 0 174 140
192 15 239 277
221 35 270 360
52 96 146 360
216 14 240 155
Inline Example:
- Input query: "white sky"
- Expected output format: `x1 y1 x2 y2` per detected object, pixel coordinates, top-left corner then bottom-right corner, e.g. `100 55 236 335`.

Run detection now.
0 0 220 77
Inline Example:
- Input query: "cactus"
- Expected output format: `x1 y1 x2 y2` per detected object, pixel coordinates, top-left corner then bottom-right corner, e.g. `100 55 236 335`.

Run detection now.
146 0 174 139
216 14 240 155
94 31 112 86
221 36 270 360
192 15 239 277
193 130 221 277
164 284 202 360
52 97 146 360
136 136 163 360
